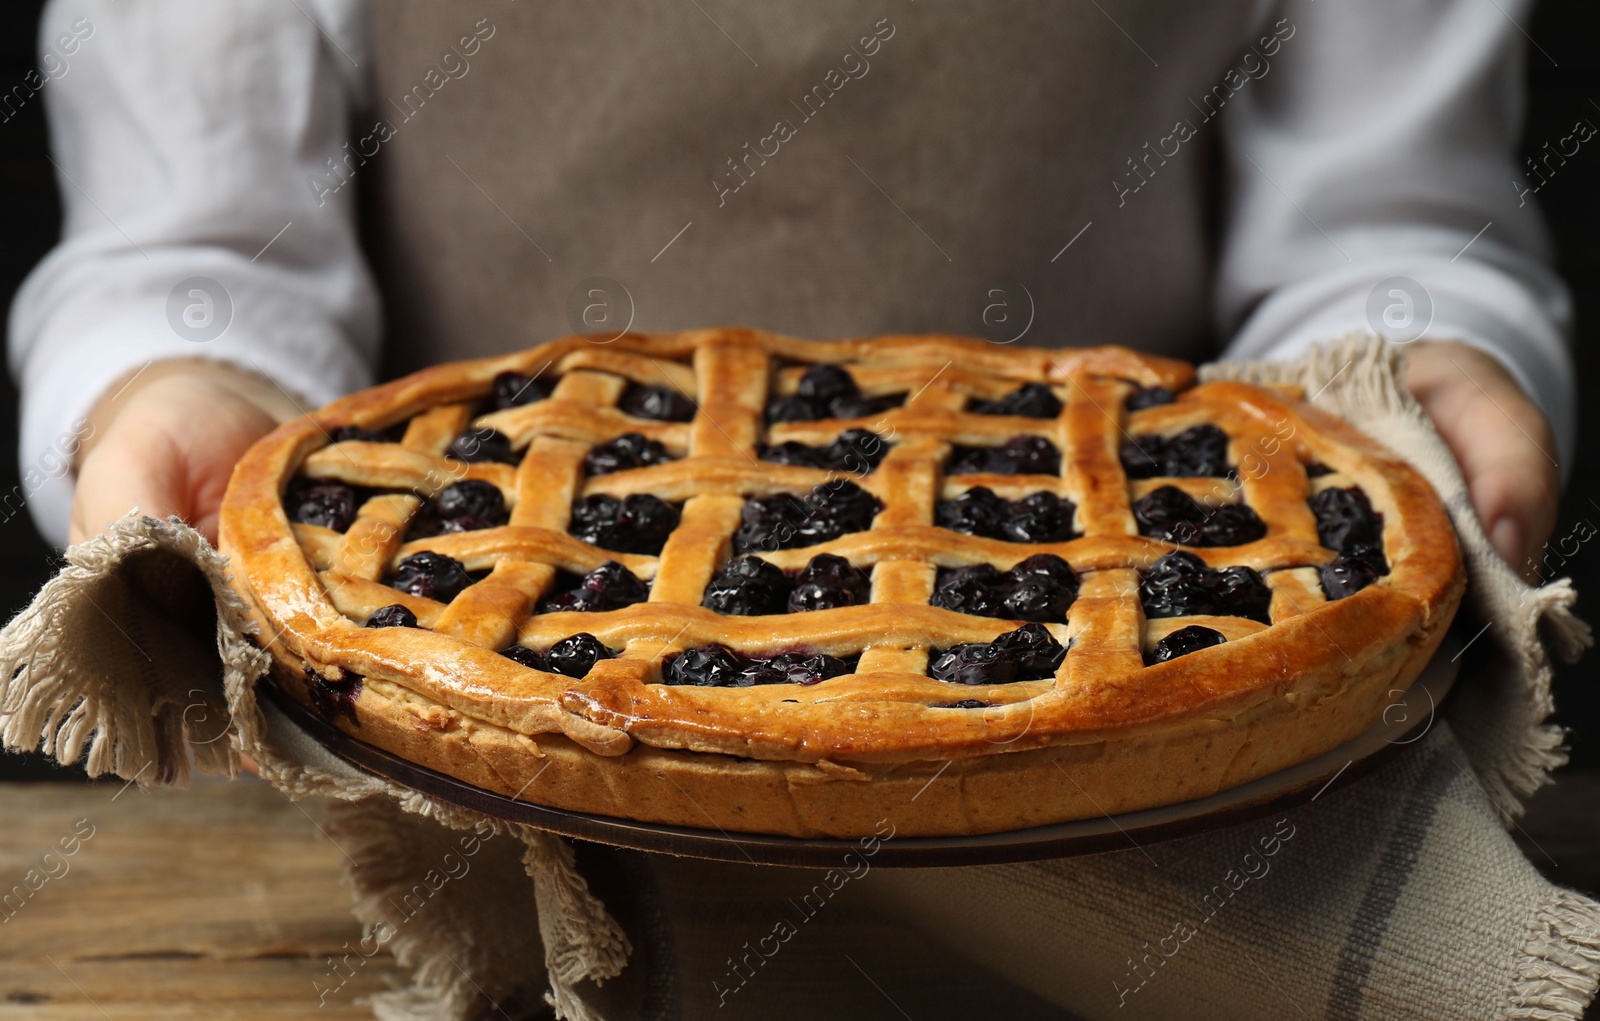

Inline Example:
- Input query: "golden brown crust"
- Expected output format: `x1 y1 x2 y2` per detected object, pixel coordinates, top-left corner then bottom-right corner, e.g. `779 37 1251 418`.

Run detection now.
219 328 1463 836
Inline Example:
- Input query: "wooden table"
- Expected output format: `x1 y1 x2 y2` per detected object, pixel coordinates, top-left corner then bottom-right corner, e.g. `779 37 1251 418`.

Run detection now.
0 779 409 1019
0 771 1594 1019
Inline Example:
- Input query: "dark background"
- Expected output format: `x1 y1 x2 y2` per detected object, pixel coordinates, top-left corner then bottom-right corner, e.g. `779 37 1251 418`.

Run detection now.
0 3 1594 775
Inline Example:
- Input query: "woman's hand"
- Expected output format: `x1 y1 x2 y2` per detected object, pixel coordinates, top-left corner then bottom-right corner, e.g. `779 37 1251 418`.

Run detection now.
69 360 302 545
1403 340 1560 580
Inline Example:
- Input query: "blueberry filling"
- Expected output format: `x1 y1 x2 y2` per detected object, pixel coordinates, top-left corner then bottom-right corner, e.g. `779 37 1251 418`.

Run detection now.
947 436 1061 476
928 623 1066 684
568 494 681 554
497 633 614 677
491 370 558 410
936 699 990 709
539 561 650 612
391 551 476 603
936 487 1078 543
306 666 361 724
660 645 856 687
1004 553 1082 619
764 396 825 424
935 487 1007 538
702 556 791 616
660 645 742 686
764 363 905 423
407 513 503 539
1307 486 1388 595
285 479 361 532
731 482 880 554
760 429 888 473
1308 486 1384 557
797 364 856 405
409 479 509 538
501 645 547 669
930 564 1007 617
1147 624 1226 664
1201 503 1270 547
447 427 518 465
968 383 1063 419
620 383 697 422
931 554 1079 622
735 652 855 687
364 604 418 629
544 633 614 677
1139 550 1271 624
1124 386 1177 411
1132 486 1266 547
1319 554 1385 600
437 479 504 520
701 553 871 615
1304 461 1335 478
1000 492 1078 543
1120 424 1230 479
788 554 872 612
330 422 408 444
584 433 673 476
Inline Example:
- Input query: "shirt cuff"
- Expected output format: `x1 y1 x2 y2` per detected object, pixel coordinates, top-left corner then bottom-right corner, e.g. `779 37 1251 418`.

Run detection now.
1223 259 1575 482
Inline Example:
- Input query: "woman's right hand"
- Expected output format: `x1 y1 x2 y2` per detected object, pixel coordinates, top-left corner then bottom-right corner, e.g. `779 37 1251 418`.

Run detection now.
70 361 303 545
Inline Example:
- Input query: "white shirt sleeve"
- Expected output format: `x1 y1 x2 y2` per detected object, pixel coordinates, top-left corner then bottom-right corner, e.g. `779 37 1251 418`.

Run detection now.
1217 0 1575 474
7 0 379 545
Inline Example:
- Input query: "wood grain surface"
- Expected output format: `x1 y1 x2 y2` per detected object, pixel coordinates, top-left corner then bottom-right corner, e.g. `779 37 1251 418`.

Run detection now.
0 780 407 1019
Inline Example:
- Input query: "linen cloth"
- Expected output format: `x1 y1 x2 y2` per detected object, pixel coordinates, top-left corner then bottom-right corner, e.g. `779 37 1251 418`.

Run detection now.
0 337 1594 1020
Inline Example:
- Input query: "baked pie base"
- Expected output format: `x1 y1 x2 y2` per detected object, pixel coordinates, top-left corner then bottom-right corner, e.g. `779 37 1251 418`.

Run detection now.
220 329 1463 838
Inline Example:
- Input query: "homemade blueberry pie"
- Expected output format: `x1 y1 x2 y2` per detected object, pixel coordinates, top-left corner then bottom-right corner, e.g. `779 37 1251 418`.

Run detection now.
220 329 1463 838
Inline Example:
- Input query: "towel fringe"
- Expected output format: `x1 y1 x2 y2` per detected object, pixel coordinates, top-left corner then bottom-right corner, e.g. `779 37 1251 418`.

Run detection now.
1504 890 1600 1020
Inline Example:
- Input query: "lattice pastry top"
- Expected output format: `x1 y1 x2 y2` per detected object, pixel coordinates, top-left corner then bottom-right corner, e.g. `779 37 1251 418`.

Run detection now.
220 329 1462 834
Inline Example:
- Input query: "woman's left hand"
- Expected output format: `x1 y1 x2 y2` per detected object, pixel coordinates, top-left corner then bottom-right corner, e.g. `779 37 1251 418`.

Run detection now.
1403 340 1560 581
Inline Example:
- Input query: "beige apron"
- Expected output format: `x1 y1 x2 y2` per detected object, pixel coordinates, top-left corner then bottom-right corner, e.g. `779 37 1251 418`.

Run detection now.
367 0 1259 376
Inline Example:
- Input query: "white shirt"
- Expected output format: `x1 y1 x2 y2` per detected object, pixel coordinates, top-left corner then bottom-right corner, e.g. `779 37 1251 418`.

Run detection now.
8 0 1574 546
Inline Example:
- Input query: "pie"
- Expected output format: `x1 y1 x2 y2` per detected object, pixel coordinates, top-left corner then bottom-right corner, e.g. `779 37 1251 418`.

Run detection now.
218 328 1463 838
